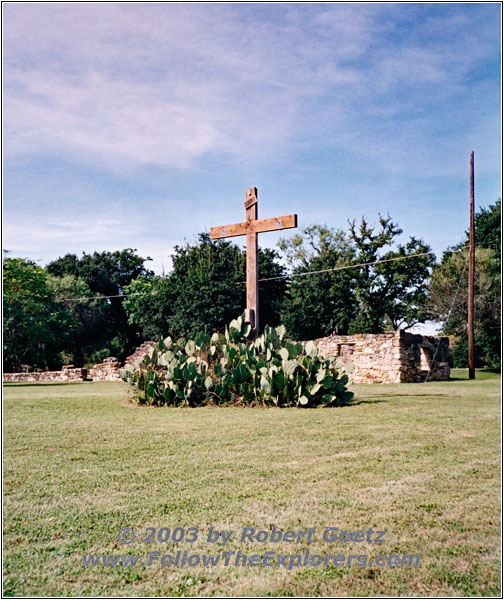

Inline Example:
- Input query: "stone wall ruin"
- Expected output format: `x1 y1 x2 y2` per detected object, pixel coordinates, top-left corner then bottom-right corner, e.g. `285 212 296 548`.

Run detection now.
88 357 122 381
310 330 450 383
3 333 449 385
3 344 157 383
3 368 88 383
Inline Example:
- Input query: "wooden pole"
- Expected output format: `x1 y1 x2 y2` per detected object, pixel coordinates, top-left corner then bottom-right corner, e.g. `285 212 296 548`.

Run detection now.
210 187 297 339
244 187 259 337
468 151 475 380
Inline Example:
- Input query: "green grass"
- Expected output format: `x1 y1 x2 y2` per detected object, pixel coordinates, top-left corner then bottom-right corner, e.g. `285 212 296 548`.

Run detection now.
3 371 501 597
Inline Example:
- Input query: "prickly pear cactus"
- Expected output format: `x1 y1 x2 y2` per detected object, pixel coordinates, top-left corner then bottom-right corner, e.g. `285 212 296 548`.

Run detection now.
122 314 354 408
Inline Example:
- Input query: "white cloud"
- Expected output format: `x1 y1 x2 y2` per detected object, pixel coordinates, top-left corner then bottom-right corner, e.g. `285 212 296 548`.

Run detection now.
2 3 500 178
3 4 318 168
3 208 181 274
4 212 139 258
4 69 225 168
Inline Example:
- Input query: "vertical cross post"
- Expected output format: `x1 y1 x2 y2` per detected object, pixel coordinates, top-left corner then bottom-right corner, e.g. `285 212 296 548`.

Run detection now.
244 187 259 336
210 188 297 338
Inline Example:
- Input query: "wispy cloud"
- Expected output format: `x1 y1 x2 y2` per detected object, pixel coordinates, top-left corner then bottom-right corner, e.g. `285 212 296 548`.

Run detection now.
4 212 138 251
4 212 178 271
4 69 226 168
2 3 501 275
3 3 499 174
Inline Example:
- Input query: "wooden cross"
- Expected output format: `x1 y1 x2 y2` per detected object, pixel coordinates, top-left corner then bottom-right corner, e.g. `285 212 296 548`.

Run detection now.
210 187 297 337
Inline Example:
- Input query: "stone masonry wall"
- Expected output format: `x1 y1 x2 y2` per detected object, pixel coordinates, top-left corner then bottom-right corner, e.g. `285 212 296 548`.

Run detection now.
310 330 450 383
3 334 450 385
3 368 87 383
88 357 122 381
3 343 158 384
124 341 157 367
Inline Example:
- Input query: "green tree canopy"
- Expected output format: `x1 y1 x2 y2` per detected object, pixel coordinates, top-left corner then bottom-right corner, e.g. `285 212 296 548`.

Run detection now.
278 225 357 339
122 275 174 341
464 199 501 260
278 217 435 338
47 249 153 296
123 234 287 341
46 249 153 360
46 273 110 366
3 258 74 371
348 215 435 332
430 200 501 368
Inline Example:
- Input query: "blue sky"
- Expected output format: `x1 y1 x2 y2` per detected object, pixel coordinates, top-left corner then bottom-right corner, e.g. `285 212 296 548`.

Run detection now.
3 2 502 278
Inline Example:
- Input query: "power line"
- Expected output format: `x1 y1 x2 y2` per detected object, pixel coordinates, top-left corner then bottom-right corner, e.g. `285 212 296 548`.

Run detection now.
256 246 468 284
58 246 468 301
61 291 156 302
256 251 434 283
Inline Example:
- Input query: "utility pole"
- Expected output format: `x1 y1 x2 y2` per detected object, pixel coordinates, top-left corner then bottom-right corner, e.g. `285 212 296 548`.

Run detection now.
468 151 475 380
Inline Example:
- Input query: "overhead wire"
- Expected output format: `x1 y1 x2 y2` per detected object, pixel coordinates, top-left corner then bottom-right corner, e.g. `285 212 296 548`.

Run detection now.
58 246 468 302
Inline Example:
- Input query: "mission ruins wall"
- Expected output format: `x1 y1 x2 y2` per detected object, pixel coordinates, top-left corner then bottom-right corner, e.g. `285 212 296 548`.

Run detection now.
310 330 450 383
3 332 449 384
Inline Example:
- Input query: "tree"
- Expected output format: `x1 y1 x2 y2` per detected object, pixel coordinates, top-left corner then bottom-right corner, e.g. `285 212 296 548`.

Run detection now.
278 225 357 339
348 215 435 332
46 273 110 366
47 249 153 295
257 247 288 332
466 199 500 261
123 234 287 341
47 249 153 360
278 218 435 338
158 234 245 339
166 233 286 339
429 200 501 368
3 258 74 371
123 275 173 341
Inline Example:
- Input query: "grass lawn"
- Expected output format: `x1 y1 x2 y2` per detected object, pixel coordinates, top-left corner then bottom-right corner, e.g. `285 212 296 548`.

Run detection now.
3 370 501 597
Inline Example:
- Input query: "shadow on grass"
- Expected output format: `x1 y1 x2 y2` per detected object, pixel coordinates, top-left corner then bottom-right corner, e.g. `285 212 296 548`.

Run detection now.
351 399 388 405
352 392 450 404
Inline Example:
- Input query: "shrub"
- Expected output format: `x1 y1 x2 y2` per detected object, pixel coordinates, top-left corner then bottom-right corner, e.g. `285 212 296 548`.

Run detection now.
84 348 111 370
121 315 354 408
451 335 501 370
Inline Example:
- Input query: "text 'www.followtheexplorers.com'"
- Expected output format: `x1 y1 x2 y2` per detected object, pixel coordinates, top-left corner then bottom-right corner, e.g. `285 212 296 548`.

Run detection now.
82 525 421 570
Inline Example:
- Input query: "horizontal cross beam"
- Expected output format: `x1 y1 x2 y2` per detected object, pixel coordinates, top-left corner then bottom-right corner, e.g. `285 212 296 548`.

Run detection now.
210 214 297 240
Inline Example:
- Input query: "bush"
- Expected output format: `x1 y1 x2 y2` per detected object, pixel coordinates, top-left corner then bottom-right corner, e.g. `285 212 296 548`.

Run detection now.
121 315 354 408
451 336 501 370
84 348 111 369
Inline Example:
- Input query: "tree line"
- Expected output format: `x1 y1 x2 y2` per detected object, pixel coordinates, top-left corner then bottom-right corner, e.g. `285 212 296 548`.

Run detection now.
3 202 500 372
